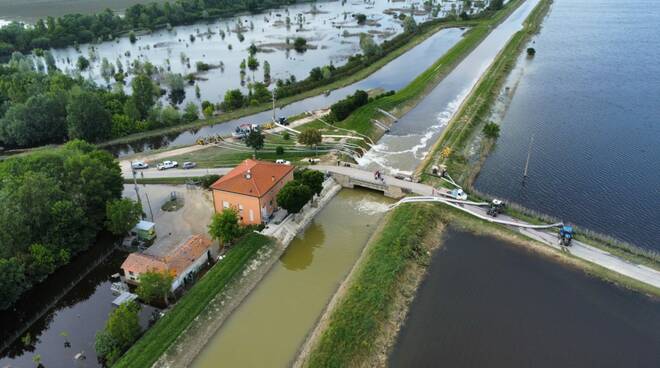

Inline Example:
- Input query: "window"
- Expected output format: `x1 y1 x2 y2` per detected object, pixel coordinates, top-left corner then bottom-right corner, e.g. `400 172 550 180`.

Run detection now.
129 271 134 275
223 201 229 208
249 209 254 222
238 204 244 212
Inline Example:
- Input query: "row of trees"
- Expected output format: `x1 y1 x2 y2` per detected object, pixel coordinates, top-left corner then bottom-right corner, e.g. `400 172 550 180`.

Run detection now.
0 140 124 310
329 90 369 122
0 0 301 58
0 60 199 149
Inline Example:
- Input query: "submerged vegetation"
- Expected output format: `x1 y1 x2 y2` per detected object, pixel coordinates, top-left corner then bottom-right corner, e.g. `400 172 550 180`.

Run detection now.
113 233 272 368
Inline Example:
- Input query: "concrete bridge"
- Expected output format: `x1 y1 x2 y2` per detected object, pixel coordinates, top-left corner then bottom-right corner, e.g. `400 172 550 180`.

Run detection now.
315 164 660 290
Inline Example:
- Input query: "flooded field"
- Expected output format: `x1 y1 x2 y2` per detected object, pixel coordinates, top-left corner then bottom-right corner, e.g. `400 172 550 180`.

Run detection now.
36 1 477 108
0 0 162 23
474 0 660 249
389 229 660 367
109 25 466 156
192 189 391 368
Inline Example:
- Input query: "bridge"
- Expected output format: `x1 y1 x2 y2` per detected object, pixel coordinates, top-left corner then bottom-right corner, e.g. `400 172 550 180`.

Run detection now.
314 164 660 289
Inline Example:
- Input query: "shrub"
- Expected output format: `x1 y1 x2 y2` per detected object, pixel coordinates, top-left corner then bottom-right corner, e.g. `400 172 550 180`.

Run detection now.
199 174 221 189
276 146 284 155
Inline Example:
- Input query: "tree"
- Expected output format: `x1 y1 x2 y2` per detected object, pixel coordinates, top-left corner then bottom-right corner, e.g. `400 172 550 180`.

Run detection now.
105 301 141 351
105 198 142 236
298 128 322 149
247 54 259 72
0 93 67 147
222 89 245 111
293 37 307 52
77 56 90 71
263 60 271 82
245 128 265 157
403 16 418 34
276 146 284 155
355 13 367 24
482 121 500 139
248 42 257 56
209 208 241 246
66 89 112 142
359 33 381 58
131 73 157 120
277 181 312 214
182 102 198 122
165 73 186 106
527 47 536 57
136 271 173 304
299 170 325 196
129 31 137 44
0 258 26 310
489 0 504 10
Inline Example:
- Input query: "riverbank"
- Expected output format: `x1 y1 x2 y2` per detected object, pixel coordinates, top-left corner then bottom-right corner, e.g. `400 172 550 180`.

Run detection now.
418 0 660 272
112 233 272 368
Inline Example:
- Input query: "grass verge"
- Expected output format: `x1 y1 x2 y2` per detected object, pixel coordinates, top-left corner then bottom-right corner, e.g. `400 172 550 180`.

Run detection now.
113 233 272 368
123 177 199 185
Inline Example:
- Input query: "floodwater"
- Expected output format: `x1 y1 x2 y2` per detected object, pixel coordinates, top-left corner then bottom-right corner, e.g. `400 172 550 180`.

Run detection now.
0 184 201 368
192 189 391 368
390 229 660 367
358 0 541 175
0 0 163 23
0 248 156 368
109 25 467 156
474 0 660 249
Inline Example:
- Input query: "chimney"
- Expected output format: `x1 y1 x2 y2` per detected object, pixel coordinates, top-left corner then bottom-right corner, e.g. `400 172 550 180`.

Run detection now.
272 175 275 182
245 169 252 179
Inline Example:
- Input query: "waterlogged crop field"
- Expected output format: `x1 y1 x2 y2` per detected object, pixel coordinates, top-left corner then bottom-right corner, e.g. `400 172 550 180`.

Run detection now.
30 1 483 107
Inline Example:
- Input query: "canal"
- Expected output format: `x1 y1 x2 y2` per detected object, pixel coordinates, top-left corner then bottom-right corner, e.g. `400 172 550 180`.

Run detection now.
192 189 391 368
473 0 660 250
358 0 541 175
108 25 467 156
389 229 660 367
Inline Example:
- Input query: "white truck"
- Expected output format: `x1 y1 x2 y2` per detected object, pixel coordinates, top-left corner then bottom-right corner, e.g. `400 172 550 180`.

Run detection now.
157 161 178 170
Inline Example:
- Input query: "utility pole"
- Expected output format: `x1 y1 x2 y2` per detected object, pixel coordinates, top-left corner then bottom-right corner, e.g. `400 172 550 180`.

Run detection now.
144 191 154 221
272 87 276 123
523 134 534 182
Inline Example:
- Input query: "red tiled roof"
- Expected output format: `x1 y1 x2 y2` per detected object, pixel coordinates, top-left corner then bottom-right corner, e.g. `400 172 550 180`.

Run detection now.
210 159 293 197
121 235 214 277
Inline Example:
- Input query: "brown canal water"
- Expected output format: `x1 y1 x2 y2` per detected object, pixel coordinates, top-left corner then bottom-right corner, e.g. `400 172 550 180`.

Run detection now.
192 188 392 368
389 229 660 367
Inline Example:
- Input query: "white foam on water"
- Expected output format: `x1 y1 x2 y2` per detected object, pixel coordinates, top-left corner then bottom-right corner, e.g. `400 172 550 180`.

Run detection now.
353 198 391 215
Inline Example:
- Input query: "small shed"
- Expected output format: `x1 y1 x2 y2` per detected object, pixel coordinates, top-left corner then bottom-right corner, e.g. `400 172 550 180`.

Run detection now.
132 220 156 241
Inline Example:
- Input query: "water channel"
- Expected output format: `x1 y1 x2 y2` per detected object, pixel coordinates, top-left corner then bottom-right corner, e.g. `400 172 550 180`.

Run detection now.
473 0 660 250
192 189 391 367
389 229 660 367
358 0 541 175
109 25 467 156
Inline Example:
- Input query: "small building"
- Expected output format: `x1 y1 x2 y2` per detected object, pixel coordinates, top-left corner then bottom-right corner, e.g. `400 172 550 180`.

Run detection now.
121 234 217 291
210 159 294 224
132 220 156 241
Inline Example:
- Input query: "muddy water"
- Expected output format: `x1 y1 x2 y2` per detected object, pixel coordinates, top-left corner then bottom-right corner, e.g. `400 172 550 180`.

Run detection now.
390 229 660 367
109 26 466 156
358 0 541 175
0 0 164 23
192 189 391 368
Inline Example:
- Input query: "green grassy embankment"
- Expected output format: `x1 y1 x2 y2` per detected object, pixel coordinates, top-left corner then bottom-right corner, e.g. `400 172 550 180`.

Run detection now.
334 0 526 141
113 233 272 368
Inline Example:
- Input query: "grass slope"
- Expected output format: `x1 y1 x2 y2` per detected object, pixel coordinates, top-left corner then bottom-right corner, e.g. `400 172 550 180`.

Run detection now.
113 233 272 368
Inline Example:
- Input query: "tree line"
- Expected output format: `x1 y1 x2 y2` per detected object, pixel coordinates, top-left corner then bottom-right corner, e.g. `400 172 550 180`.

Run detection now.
0 140 124 310
0 0 306 59
0 59 200 149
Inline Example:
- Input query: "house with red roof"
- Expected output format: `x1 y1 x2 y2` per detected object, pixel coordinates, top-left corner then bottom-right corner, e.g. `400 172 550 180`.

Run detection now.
210 159 294 224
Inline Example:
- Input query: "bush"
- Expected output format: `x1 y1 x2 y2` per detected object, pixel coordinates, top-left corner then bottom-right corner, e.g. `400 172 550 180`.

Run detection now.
276 180 312 214
199 174 221 189
276 146 284 155
293 37 307 52
329 90 369 121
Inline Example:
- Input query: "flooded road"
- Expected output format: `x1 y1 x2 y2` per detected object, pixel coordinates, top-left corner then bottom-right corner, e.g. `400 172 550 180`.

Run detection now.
358 0 540 175
192 189 391 368
109 26 466 156
390 229 660 367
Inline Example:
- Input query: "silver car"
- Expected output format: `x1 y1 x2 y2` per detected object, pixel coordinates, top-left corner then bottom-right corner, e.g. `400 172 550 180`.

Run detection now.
182 161 197 169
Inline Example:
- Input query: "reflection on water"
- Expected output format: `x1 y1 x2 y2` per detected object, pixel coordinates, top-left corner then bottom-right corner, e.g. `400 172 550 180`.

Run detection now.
281 222 324 271
390 229 660 367
474 0 660 249
192 189 391 368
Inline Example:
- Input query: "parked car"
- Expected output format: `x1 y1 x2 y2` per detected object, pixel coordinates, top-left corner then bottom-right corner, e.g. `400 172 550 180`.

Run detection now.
278 116 289 126
275 159 291 165
131 161 149 170
448 188 468 201
157 161 178 170
182 161 197 169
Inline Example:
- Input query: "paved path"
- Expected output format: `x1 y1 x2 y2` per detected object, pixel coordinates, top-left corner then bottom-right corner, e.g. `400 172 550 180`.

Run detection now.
314 165 660 290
